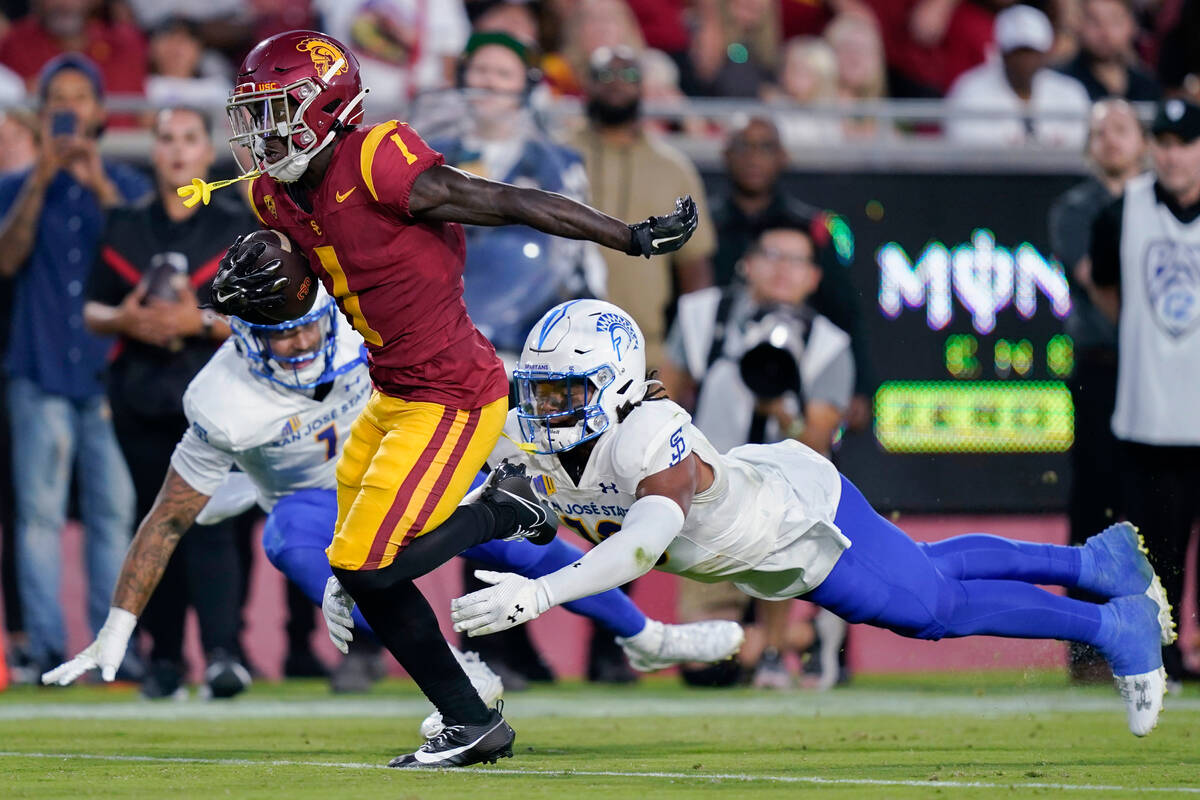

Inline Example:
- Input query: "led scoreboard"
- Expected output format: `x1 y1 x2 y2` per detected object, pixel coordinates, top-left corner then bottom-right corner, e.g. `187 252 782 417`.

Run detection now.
873 228 1074 455
725 169 1088 512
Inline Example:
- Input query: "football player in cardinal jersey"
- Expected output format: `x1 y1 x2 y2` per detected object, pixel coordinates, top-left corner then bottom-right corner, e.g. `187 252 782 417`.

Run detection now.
193 30 701 768
448 299 1176 740
40 291 742 739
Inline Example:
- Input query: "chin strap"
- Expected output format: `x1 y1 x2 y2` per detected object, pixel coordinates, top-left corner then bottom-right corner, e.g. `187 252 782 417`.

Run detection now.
177 171 261 208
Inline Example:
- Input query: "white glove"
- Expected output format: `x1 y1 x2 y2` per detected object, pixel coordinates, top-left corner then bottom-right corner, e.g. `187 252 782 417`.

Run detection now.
451 570 553 636
322 576 356 654
41 607 137 685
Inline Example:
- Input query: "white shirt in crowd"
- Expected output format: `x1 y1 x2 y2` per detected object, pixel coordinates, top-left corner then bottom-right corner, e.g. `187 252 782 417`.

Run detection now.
944 57 1091 148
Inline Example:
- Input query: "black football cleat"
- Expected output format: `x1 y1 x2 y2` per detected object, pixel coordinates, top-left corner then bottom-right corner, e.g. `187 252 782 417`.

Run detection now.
388 704 515 768
482 460 558 546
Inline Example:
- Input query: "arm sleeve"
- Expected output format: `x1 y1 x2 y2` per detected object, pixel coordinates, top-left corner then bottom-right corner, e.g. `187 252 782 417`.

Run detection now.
1089 197 1124 289
169 422 237 497
362 121 445 219
537 494 685 607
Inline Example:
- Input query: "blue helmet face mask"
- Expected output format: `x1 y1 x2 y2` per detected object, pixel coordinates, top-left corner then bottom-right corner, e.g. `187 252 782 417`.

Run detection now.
514 365 615 454
230 296 353 390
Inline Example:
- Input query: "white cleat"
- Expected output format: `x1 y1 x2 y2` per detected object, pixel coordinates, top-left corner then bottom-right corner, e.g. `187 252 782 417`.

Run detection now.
1144 574 1177 646
1115 668 1167 737
419 647 504 739
616 618 745 672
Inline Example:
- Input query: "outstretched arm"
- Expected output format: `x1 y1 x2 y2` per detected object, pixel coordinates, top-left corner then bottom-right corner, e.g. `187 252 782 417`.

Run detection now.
42 468 209 685
450 454 700 636
112 467 210 614
407 164 698 258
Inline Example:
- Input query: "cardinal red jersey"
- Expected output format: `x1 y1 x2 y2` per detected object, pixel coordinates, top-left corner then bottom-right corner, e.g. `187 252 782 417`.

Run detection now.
246 121 508 408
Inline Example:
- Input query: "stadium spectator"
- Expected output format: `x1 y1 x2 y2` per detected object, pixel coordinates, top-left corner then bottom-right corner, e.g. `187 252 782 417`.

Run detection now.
313 0 469 108
82 106 253 699
568 45 714 372
1047 98 1147 681
944 4 1091 147
0 0 147 112
426 30 606 689
665 224 854 689
638 47 708 138
1089 97 1200 690
823 12 888 138
772 36 842 147
552 0 645 97
1156 0 1200 101
0 53 150 678
704 117 872 429
145 17 232 111
471 0 540 44
688 0 781 98
862 0 997 97
1056 0 1161 102
0 107 36 682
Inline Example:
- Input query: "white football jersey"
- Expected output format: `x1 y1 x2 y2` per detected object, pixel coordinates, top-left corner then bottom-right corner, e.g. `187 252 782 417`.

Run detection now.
170 329 372 510
491 399 851 599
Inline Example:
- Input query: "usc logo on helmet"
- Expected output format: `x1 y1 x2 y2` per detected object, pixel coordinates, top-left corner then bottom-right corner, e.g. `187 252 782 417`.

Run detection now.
297 37 348 78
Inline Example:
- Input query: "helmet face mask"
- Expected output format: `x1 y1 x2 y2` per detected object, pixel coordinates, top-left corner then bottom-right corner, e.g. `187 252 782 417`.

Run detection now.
515 300 646 454
230 291 351 390
226 31 368 183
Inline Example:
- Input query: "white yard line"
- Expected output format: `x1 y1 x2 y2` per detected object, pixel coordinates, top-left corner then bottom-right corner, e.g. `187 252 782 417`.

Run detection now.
3 691 1198 721
0 751 1197 794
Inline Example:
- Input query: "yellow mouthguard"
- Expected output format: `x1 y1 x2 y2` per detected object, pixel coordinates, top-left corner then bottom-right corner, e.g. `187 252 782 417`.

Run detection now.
177 172 261 208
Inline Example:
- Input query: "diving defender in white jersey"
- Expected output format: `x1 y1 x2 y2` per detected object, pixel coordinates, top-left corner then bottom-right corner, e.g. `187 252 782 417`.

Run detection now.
444 299 1175 737
41 289 743 724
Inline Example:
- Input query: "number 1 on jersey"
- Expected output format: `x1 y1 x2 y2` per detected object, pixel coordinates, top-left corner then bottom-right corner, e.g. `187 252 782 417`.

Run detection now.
316 424 337 460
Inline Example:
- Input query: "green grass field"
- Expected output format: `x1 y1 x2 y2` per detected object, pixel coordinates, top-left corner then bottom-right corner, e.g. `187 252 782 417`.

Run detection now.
2 672 1198 799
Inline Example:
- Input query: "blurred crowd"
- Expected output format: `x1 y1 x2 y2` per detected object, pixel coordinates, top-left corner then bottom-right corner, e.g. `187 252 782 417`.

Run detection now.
0 0 1197 696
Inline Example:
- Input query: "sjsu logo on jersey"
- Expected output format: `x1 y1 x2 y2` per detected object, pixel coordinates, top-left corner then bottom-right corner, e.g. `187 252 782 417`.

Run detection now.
598 481 618 494
668 426 687 466
595 312 640 362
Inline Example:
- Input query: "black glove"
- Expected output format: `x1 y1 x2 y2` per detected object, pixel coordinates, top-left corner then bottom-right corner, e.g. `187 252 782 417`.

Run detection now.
626 195 699 259
209 235 287 318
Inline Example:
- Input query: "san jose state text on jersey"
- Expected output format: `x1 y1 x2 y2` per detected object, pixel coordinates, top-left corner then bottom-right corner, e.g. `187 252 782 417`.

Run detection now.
269 377 369 446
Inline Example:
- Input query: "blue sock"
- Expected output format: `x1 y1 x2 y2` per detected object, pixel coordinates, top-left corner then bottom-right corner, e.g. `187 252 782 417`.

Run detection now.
464 537 647 637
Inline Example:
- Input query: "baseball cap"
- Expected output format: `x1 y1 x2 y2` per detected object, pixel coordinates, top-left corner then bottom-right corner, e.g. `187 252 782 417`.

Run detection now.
1151 98 1200 143
994 5 1054 54
36 53 104 103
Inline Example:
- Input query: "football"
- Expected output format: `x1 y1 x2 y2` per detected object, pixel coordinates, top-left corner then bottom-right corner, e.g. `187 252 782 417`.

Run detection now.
241 229 319 322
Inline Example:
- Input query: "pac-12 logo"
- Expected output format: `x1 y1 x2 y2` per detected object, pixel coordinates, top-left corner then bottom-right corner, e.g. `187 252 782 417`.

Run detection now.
1144 240 1200 339
595 312 640 362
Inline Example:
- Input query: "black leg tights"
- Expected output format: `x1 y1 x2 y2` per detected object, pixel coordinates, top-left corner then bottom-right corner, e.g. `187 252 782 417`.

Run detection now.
333 502 509 726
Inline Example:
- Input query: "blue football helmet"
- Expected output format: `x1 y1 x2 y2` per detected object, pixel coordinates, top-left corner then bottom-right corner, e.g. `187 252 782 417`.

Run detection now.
229 285 360 390
514 299 647 454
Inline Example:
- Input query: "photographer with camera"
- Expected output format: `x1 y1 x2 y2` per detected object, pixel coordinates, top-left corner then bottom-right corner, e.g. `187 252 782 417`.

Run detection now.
665 223 854 691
